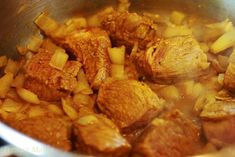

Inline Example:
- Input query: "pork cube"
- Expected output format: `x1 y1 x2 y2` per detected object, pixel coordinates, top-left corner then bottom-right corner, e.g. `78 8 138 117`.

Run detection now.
201 99 235 147
132 110 201 157
10 116 72 151
132 36 209 84
24 49 81 101
73 113 131 156
97 79 165 132
55 28 111 89
101 11 159 49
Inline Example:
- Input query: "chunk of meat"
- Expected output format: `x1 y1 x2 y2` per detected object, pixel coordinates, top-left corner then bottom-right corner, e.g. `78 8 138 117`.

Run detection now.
132 110 201 157
10 116 72 151
132 36 209 84
24 49 81 101
24 77 68 101
101 11 159 49
73 112 131 156
203 117 235 148
97 79 165 132
54 28 111 89
200 99 235 147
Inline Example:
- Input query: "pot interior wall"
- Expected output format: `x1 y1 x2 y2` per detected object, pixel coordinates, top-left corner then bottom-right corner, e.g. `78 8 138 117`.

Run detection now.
0 0 235 58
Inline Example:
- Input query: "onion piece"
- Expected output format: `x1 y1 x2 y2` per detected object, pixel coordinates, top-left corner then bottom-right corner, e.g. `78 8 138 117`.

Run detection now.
108 46 126 65
211 29 235 54
62 98 78 120
16 88 40 104
0 73 14 98
49 48 68 70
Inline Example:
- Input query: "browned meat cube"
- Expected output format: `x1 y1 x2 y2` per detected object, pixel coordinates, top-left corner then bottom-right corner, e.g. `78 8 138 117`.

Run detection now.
56 28 111 89
132 110 201 157
201 100 235 147
24 49 81 101
203 117 235 148
97 79 165 132
73 113 131 156
132 36 209 84
24 77 68 101
10 116 72 151
101 11 159 49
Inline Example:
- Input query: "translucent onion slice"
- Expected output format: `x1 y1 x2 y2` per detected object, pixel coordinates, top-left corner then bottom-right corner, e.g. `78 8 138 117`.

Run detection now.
49 48 68 70
16 88 40 104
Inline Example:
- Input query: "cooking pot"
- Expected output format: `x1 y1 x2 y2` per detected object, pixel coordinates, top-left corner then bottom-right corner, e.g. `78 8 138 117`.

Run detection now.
0 0 235 156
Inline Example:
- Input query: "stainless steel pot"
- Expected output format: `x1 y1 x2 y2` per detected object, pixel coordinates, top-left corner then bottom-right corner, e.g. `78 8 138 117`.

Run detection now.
0 0 235 156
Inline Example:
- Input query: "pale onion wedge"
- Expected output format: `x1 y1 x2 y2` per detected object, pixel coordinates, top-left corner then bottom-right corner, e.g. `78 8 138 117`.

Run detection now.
0 56 8 68
34 13 58 35
4 59 20 75
181 80 195 96
108 46 125 65
62 98 78 120
1 98 22 113
211 29 235 54
65 17 87 30
0 73 14 98
170 11 186 25
164 26 192 38
206 18 234 33
27 36 43 52
192 83 205 98
47 104 64 115
159 85 180 101
49 48 68 70
111 64 125 79
74 69 93 94
77 115 98 125
28 106 45 118
16 88 40 104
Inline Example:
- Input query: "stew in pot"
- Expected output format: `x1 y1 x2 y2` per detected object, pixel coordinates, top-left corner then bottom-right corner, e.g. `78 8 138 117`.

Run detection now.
0 1 235 156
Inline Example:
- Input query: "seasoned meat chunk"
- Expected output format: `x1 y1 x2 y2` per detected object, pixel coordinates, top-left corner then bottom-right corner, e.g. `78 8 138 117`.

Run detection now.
132 36 209 84
132 110 201 157
97 79 165 132
24 77 68 101
201 100 235 147
24 49 81 101
10 116 72 151
55 28 111 89
73 113 131 156
203 117 235 148
101 11 159 49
